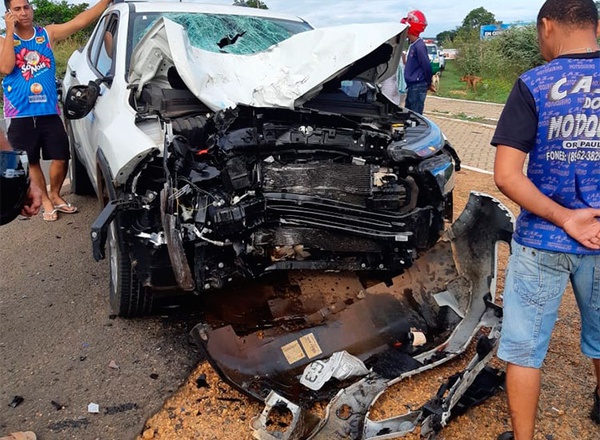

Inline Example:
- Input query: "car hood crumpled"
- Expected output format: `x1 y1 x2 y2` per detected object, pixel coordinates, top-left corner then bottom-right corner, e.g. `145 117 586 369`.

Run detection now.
129 17 407 111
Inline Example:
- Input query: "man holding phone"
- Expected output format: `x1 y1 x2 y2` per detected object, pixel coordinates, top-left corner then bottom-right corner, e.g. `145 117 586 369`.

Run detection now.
0 0 111 221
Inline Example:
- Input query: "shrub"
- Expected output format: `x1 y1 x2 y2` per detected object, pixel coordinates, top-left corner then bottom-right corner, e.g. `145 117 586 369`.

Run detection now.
454 24 544 85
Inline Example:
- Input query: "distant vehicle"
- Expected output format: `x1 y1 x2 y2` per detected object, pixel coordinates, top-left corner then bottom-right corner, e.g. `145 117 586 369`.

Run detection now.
426 43 445 74
442 48 458 59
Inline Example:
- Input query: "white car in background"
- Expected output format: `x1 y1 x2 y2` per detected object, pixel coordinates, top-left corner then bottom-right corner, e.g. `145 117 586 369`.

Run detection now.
426 42 445 74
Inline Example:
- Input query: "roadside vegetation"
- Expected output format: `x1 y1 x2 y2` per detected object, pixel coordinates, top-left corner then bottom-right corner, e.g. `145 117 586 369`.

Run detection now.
436 3 600 104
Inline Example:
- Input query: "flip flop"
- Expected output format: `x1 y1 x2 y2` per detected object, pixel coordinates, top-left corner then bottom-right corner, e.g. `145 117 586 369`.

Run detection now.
0 432 37 440
53 203 78 214
42 209 58 222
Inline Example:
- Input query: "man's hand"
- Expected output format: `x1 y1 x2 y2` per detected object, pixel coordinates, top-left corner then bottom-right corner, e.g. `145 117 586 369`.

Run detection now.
21 182 42 217
4 10 18 33
561 208 600 250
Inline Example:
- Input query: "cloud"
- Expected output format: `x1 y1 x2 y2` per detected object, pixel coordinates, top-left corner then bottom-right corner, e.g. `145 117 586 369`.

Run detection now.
224 0 544 36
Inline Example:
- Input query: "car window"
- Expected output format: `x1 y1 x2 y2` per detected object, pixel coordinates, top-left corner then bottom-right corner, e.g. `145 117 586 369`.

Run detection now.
426 45 438 55
129 12 311 56
88 14 118 77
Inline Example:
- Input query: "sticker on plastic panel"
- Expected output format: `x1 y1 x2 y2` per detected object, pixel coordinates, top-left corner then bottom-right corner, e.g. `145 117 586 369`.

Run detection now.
300 333 323 358
281 340 306 365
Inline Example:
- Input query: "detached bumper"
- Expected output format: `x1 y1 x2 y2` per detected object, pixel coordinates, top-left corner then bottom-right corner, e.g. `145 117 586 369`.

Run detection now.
191 192 514 438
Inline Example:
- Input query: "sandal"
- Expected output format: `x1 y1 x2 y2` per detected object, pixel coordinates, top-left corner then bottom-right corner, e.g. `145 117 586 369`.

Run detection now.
0 432 37 440
42 209 58 222
53 202 78 214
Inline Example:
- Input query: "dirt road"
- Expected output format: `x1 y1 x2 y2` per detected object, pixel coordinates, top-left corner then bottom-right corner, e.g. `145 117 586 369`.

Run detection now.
0 203 200 439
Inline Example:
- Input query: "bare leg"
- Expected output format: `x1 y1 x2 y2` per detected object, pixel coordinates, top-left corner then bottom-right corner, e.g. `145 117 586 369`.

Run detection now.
506 363 540 440
48 159 68 206
29 162 53 214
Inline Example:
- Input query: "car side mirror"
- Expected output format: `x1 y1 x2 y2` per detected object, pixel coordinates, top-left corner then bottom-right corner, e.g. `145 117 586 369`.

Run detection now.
64 80 101 120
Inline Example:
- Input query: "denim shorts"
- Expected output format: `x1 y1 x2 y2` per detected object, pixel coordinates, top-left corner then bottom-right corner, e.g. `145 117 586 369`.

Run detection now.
497 240 600 368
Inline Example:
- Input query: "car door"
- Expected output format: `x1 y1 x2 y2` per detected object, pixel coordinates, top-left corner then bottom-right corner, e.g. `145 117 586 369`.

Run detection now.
66 13 119 189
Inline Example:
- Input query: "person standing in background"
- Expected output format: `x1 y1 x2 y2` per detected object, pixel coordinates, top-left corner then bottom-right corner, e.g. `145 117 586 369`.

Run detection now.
0 0 112 221
491 1 600 439
401 10 434 114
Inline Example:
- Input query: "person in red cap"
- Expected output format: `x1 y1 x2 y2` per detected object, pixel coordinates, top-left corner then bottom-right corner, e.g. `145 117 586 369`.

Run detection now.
401 10 434 114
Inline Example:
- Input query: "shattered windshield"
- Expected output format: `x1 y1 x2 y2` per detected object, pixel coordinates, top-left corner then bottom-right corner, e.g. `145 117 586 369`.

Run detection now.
129 12 312 57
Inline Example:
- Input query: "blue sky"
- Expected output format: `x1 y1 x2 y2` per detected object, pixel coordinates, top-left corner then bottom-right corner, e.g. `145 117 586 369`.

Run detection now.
212 0 547 37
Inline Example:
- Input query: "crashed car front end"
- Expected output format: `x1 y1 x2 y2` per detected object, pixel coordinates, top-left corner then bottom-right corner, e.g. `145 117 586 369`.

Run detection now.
89 18 459 295
70 12 515 438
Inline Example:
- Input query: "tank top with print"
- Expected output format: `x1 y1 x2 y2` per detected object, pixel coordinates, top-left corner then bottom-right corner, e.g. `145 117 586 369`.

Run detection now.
2 27 59 118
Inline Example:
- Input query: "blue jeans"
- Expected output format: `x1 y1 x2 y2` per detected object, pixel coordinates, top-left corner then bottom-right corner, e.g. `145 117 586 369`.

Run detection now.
405 82 428 114
497 240 600 368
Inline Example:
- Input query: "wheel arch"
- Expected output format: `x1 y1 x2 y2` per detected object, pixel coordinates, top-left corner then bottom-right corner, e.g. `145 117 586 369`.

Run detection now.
96 148 117 206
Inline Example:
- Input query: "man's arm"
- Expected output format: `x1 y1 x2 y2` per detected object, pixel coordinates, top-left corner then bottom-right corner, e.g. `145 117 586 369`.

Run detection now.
0 10 18 75
416 43 432 87
46 0 112 44
494 145 600 249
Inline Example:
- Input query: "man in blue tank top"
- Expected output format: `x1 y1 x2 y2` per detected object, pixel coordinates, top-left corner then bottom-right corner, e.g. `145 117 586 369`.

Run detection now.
0 0 111 221
491 1 600 439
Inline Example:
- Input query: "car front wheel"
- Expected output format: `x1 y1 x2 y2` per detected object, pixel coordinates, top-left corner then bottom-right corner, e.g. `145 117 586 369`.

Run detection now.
98 165 153 317
107 216 153 317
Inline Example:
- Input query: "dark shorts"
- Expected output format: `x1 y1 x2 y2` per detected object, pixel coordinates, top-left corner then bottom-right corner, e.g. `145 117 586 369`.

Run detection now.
7 115 70 164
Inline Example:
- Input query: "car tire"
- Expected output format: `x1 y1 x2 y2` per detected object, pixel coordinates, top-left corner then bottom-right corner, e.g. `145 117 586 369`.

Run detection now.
98 167 153 317
107 218 153 317
66 122 96 196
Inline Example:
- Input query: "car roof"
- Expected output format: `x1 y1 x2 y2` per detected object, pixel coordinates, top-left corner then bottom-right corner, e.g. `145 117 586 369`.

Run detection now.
117 1 307 23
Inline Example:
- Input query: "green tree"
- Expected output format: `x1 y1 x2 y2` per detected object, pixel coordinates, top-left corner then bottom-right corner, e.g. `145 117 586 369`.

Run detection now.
460 7 497 31
456 7 496 41
233 0 268 8
31 0 93 41
31 0 88 25
436 29 457 45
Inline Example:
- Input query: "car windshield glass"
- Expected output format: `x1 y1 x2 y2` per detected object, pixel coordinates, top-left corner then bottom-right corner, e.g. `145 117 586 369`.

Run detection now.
129 12 311 56
426 45 437 55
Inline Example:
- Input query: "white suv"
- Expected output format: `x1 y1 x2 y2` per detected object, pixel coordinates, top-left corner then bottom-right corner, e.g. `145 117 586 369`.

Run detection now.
62 4 511 437
64 1 460 317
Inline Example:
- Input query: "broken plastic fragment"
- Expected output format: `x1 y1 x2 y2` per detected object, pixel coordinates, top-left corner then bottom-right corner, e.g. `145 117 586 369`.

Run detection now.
410 329 427 347
8 395 24 408
108 360 120 370
300 351 369 391
195 374 209 388
50 400 64 410
87 402 100 413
